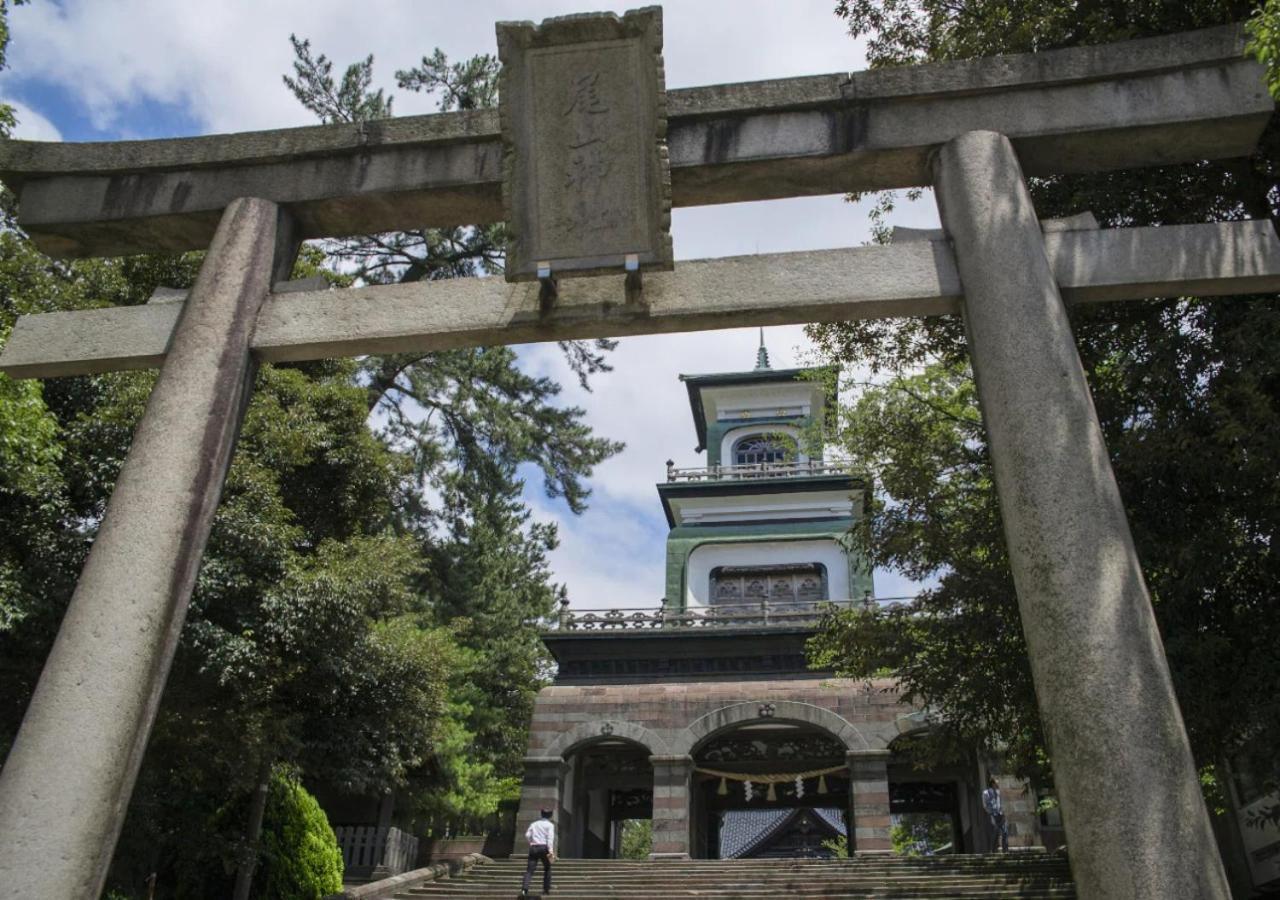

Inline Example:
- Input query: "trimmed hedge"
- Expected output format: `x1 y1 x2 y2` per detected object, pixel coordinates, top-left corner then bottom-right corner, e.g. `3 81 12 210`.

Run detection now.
257 773 344 900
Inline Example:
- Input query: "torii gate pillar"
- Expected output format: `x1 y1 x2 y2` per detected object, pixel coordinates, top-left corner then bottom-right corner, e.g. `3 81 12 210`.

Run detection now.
0 198 296 900
933 130 1230 899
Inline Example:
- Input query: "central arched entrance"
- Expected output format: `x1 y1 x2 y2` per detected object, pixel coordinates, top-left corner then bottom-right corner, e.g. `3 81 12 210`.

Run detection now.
886 730 984 854
561 738 654 859
691 721 850 859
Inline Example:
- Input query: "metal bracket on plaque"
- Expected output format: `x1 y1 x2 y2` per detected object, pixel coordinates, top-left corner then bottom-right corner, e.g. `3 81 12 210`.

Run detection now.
537 260 558 313
624 253 642 295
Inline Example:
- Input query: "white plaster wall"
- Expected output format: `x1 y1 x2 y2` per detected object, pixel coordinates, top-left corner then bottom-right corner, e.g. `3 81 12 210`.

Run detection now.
670 489 854 526
703 383 822 421
718 424 809 466
685 539 850 607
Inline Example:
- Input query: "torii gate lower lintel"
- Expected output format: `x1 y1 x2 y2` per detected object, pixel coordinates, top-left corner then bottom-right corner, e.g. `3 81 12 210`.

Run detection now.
0 13 1273 900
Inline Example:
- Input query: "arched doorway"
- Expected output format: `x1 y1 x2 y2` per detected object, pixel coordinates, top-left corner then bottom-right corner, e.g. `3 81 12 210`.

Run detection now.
690 721 850 859
560 739 654 859
886 730 980 854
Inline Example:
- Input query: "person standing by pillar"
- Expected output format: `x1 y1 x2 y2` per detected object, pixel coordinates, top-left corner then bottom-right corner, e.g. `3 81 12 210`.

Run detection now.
522 808 555 897
983 776 1009 852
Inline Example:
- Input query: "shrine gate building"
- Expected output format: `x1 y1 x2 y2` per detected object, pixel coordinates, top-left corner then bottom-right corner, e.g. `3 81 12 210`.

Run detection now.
513 341 1044 860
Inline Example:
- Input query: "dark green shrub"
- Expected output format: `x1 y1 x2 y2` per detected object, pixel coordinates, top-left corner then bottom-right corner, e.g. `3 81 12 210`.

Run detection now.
256 773 344 900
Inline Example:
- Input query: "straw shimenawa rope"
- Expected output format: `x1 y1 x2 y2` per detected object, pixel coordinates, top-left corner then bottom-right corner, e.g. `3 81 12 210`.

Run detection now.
694 764 845 784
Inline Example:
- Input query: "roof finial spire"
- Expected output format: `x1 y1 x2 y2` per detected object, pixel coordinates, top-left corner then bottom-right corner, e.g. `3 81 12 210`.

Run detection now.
755 327 771 370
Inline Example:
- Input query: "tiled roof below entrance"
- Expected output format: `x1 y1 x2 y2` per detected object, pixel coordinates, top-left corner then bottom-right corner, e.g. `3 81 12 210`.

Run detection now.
719 807 846 859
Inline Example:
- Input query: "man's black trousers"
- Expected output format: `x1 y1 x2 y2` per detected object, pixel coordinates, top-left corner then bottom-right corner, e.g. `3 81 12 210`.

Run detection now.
522 844 552 895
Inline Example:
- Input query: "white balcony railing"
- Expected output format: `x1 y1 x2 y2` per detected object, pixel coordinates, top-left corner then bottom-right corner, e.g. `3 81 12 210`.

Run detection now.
549 596 917 632
665 460 855 481
665 460 857 483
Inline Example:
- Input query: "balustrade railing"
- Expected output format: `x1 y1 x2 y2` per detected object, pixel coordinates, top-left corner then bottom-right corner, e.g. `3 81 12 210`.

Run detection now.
550 596 916 632
333 824 419 879
665 459 857 482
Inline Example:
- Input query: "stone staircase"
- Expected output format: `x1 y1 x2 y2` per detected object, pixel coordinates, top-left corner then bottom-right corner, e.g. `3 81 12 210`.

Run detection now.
393 853 1076 898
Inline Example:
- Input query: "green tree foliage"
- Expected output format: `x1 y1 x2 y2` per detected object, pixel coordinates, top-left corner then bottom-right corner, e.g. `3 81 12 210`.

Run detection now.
807 364 1045 769
820 835 851 859
1247 0 1280 100
0 235 461 894
618 819 653 860
890 813 954 856
811 0 1280 786
256 771 345 900
0 237 574 893
0 0 29 136
421 477 561 783
281 35 619 393
0 32 622 896
275 36 622 821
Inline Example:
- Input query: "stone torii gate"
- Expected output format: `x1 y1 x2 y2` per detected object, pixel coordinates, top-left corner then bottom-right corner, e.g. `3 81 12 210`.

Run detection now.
0 11 1275 900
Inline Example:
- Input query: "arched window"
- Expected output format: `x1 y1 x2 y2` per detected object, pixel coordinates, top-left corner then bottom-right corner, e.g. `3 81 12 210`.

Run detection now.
732 434 794 466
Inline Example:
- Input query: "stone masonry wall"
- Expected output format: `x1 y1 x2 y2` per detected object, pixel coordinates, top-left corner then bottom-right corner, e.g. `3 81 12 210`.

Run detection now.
515 676 1043 857
528 676 907 758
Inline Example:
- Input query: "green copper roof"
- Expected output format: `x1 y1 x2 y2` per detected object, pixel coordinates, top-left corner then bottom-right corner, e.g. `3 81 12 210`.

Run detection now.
678 365 836 452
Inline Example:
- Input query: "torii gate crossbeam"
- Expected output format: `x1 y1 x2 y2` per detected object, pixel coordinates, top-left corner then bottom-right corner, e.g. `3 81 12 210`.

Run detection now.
0 19 1273 900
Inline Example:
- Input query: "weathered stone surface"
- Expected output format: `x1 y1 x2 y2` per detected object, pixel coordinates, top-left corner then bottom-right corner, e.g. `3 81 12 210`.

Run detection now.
1039 211 1099 233
511 757 567 859
0 198 292 900
0 24 1244 179
523 677 899 762
933 130 1230 900
845 20 1251 100
847 750 892 854
497 7 672 280
5 219 1279 380
323 853 490 900
892 211 1098 243
0 25 1265 258
673 701 870 756
649 755 694 858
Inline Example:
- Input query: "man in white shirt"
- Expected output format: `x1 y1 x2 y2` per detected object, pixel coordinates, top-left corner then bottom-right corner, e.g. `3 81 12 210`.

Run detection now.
982 776 1009 852
522 808 556 896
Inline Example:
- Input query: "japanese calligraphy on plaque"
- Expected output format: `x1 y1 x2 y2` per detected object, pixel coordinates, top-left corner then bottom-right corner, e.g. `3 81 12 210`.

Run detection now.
497 7 673 282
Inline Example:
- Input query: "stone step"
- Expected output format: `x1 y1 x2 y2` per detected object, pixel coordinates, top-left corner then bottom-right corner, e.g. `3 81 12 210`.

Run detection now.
404 889 1077 899
392 855 1076 899
411 883 1075 892
454 871 1073 877
459 867 1073 878
476 859 1070 871
435 880 1075 885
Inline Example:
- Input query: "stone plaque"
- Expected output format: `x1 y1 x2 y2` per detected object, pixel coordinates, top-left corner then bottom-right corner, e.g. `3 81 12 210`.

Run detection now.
497 7 673 282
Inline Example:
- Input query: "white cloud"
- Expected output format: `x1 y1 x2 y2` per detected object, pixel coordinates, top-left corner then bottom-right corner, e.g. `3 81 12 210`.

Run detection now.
3 0 873 134
4 0 940 607
2 97 61 141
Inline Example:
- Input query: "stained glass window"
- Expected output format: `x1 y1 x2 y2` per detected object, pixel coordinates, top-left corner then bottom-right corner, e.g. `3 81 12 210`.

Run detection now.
710 564 828 605
733 435 793 466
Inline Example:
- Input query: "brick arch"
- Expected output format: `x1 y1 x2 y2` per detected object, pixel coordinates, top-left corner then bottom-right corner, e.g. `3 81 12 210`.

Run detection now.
672 700 871 757
544 719 671 759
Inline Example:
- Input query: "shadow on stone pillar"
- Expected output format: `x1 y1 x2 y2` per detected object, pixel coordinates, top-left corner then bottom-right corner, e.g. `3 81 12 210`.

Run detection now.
848 749 893 855
649 755 693 859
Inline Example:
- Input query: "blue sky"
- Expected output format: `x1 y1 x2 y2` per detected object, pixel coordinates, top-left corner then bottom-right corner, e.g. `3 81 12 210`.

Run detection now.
1 0 941 608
